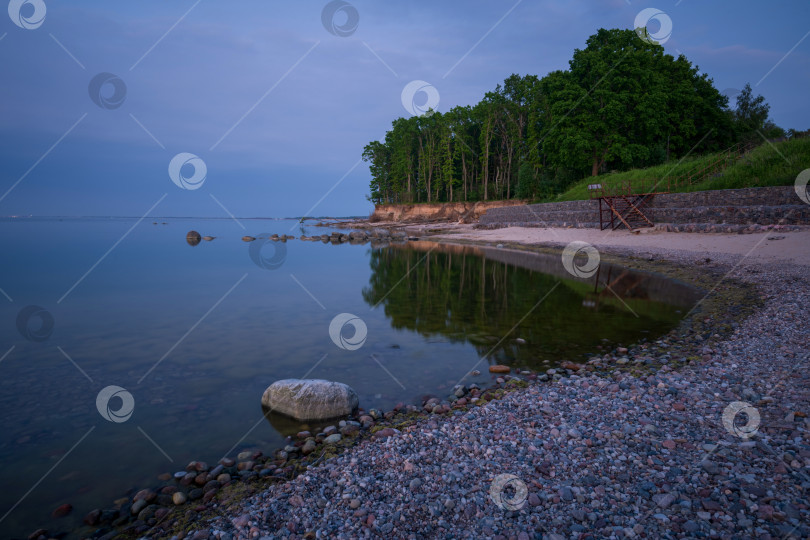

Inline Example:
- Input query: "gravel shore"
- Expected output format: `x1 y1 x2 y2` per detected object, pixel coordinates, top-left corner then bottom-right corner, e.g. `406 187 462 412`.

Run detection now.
152 242 809 540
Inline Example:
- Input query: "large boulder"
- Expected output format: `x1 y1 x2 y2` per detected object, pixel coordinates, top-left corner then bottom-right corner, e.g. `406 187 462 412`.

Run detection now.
261 379 359 422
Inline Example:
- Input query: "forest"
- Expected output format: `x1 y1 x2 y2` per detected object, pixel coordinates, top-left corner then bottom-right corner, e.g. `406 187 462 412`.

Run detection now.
362 28 785 204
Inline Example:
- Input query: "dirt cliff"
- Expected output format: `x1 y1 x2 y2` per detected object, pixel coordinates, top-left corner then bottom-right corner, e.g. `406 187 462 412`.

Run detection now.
370 200 525 223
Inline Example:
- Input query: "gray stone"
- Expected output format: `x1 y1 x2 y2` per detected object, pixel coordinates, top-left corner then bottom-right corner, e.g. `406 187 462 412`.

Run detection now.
130 499 146 515
261 379 359 421
324 434 342 444
652 493 675 509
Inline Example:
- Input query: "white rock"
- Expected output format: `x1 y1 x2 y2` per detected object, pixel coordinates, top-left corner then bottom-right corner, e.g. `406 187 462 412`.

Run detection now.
261 379 359 421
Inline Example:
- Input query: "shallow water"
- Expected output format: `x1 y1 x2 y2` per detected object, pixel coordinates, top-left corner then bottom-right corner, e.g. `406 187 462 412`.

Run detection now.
0 218 699 538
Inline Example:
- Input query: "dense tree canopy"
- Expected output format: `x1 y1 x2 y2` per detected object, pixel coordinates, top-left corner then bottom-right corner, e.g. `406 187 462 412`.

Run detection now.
363 28 775 204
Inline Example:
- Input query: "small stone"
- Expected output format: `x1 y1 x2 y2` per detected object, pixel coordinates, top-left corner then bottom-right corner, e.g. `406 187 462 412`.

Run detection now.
302 440 317 455
409 478 422 490
51 503 72 518
83 509 101 525
324 434 342 444
217 473 232 484
374 428 398 439
701 461 720 475
652 493 675 509
683 520 700 532
701 499 722 511
172 492 187 505
350 499 361 509
662 439 676 449
130 499 146 515
489 365 510 374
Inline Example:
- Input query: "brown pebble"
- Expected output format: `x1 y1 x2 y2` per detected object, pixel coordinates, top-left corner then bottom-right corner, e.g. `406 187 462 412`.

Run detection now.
51 503 72 518
663 440 676 449
489 365 510 374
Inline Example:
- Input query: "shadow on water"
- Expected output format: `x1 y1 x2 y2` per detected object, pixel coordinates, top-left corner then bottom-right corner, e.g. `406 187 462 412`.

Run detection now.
262 408 349 438
361 241 702 371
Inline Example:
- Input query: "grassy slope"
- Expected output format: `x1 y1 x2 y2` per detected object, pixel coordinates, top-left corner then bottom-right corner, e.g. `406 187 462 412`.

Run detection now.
550 138 810 202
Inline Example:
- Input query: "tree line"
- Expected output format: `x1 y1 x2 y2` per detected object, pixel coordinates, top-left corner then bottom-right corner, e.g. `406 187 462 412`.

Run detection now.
363 28 785 204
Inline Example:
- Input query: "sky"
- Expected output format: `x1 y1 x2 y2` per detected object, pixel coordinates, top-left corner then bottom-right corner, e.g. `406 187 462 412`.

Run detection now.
1 0 808 218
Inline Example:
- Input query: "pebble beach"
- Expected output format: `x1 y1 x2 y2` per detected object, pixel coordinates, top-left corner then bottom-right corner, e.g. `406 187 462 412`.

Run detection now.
145 237 810 540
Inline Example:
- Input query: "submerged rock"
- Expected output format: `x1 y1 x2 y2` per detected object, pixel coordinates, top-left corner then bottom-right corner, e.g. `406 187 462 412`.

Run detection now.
261 379 359 422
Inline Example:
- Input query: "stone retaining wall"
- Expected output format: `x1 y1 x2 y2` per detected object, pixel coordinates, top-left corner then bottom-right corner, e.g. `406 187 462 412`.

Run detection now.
478 186 810 229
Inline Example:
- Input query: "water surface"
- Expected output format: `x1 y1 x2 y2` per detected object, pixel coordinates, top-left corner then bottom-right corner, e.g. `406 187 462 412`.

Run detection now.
0 218 699 538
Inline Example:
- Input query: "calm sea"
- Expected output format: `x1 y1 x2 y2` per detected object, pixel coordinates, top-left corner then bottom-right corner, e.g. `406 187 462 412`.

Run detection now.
0 217 698 538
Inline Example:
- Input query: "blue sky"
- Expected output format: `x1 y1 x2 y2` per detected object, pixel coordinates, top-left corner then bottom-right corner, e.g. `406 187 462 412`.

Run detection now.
1 0 808 218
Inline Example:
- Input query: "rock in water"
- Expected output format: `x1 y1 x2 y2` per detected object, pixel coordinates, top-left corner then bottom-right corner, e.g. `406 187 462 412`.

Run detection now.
261 379 359 421
186 231 201 246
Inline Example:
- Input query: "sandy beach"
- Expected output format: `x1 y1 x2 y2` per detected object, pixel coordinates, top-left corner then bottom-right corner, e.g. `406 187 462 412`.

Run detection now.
400 223 810 267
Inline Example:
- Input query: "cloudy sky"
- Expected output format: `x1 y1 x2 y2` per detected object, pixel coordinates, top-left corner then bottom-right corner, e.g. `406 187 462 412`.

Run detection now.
1 0 808 218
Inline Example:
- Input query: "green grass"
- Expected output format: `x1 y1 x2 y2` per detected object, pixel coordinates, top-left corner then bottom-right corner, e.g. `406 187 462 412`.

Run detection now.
549 138 810 202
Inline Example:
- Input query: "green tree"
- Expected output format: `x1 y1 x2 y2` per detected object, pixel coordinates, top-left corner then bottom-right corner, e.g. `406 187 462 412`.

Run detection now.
733 83 774 141
363 27 742 202
516 161 537 200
